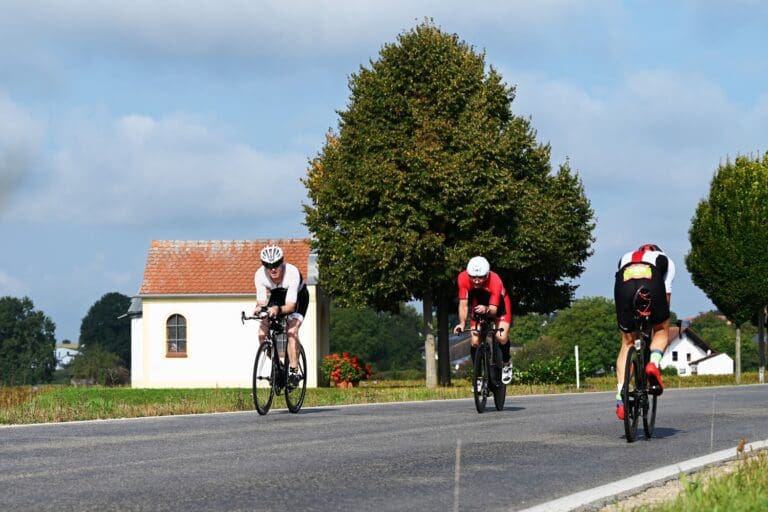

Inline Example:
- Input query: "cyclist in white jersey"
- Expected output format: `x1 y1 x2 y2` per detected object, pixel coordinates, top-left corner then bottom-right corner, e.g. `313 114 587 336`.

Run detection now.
254 244 309 386
613 243 675 420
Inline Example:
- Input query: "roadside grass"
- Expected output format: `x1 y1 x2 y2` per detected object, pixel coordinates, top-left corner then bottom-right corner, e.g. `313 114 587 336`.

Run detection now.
0 372 763 425
637 449 768 512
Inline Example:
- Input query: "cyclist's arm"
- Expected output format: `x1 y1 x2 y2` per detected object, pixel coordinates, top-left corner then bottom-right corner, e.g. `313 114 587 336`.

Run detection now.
254 269 270 312
454 299 469 333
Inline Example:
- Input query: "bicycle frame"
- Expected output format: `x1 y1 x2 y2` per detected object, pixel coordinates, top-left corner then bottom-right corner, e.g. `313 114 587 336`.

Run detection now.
471 313 506 413
622 287 658 441
241 310 307 415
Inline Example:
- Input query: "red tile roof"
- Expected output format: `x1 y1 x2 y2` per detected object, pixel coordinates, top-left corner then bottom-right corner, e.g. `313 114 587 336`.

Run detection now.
139 239 311 295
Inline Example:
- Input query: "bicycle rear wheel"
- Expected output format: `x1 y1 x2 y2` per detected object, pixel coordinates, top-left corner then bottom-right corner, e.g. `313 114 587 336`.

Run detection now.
473 347 489 413
252 343 276 415
492 341 506 411
622 348 641 442
285 344 308 413
643 384 657 438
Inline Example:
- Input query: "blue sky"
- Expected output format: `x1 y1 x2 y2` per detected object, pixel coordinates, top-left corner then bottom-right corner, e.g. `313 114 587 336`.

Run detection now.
2 1 767 343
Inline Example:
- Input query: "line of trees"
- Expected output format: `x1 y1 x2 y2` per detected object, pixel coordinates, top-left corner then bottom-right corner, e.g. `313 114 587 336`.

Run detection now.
0 292 131 386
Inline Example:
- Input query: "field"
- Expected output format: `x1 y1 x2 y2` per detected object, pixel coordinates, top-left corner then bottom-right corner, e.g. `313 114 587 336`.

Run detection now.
0 372 762 425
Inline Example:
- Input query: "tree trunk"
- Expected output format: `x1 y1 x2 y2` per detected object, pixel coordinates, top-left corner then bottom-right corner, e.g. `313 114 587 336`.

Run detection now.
758 306 766 385
735 326 742 385
423 294 437 389
437 297 451 386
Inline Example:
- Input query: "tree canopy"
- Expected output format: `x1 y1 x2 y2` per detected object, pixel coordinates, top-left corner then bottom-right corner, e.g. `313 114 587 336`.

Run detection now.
0 296 57 385
303 21 594 384
686 153 768 326
79 292 132 369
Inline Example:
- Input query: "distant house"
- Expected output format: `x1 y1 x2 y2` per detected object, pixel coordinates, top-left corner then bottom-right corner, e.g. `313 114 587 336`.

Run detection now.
55 343 80 369
663 325 733 376
128 239 330 388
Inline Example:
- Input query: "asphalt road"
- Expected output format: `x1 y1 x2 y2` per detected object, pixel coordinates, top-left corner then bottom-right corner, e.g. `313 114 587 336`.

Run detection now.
1 385 766 511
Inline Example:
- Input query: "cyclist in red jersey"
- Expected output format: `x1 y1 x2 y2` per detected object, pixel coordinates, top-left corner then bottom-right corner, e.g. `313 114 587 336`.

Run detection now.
453 256 513 384
614 243 676 420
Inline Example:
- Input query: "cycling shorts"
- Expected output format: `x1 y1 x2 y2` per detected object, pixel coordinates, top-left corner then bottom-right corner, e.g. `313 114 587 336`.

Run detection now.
614 263 669 332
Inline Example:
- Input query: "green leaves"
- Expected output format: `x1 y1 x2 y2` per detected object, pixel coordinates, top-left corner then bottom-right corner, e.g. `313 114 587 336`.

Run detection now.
79 292 131 369
0 296 57 385
303 20 594 314
687 153 768 326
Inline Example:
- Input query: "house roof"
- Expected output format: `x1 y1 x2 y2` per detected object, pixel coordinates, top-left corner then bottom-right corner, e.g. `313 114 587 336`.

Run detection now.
690 352 732 365
669 325 713 354
139 239 311 295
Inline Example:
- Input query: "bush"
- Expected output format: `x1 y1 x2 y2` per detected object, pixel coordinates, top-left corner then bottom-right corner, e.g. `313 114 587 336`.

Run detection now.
321 352 374 385
513 357 577 385
70 347 129 386
661 365 679 377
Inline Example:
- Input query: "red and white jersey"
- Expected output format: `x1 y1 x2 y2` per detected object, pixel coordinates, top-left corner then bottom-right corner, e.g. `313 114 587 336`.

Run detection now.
457 270 508 314
617 249 675 293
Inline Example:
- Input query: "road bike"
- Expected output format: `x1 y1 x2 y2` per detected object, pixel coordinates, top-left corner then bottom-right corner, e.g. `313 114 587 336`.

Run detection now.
621 286 660 442
471 313 506 413
241 309 307 415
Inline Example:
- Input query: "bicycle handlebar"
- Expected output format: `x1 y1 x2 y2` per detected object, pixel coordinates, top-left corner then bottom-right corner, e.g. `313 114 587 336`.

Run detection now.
470 312 505 334
241 310 269 324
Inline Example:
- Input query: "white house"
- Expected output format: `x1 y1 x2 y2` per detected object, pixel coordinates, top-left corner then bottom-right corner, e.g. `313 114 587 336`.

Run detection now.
662 325 733 376
54 343 80 369
129 239 330 388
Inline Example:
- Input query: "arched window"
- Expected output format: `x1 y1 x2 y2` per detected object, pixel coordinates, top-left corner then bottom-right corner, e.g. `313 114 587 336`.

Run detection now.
166 314 187 357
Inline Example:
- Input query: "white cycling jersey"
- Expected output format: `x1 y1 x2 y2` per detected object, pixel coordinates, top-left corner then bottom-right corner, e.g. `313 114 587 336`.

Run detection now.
254 262 305 305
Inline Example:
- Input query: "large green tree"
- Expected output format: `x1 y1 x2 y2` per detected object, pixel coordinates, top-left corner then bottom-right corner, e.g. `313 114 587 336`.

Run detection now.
686 153 768 382
79 292 131 369
0 296 57 385
303 22 594 386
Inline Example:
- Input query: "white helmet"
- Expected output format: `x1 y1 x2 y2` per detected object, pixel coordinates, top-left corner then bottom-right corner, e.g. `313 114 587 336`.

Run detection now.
260 244 284 268
466 256 490 277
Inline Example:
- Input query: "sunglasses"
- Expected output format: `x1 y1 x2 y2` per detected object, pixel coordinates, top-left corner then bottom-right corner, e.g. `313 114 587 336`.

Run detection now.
263 260 283 270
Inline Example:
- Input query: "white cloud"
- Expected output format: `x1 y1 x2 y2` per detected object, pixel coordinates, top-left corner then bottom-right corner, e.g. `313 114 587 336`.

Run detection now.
0 92 44 214
1 1 608 61
6 110 308 227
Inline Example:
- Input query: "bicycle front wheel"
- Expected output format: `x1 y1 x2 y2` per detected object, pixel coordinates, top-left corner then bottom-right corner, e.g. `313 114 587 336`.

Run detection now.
473 347 489 413
253 343 276 415
285 343 308 413
622 348 641 442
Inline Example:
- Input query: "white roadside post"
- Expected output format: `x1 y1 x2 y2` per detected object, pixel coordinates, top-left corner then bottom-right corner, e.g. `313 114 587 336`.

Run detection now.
575 345 580 389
